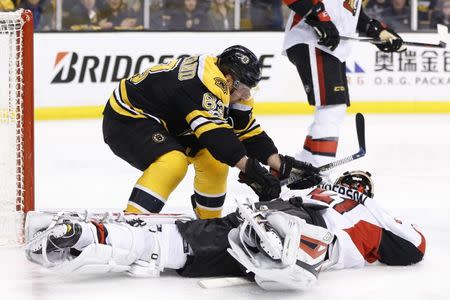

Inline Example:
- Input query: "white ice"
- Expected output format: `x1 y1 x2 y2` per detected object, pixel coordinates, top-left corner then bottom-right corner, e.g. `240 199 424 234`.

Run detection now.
1 114 450 300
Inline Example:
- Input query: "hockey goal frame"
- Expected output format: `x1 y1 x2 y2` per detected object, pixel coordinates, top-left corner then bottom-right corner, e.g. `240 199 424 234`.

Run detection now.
20 9 35 215
0 9 35 245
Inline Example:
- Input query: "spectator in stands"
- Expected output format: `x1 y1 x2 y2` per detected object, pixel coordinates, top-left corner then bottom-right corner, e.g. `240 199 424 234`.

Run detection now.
207 0 234 30
98 0 140 30
0 0 15 11
149 0 172 30
430 0 450 28
418 0 437 28
19 0 54 31
125 0 144 26
365 0 390 19
64 0 101 30
249 0 283 30
383 0 411 31
169 0 208 30
226 0 235 11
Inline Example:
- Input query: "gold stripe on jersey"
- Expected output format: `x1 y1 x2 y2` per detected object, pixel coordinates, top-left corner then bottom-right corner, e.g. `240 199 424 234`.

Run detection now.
186 110 232 137
186 109 229 123
109 80 168 129
235 117 264 141
197 55 230 107
109 94 146 119
119 80 146 115
231 97 255 112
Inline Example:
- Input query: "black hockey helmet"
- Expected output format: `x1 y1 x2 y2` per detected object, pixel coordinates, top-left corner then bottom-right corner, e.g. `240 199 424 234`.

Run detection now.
217 45 262 88
334 170 374 198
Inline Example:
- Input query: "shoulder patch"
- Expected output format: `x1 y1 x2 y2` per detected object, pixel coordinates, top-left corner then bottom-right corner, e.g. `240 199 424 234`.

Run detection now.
214 77 228 95
197 55 230 106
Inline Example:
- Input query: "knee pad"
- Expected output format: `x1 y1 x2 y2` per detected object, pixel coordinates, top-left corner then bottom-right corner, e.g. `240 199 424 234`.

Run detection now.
192 148 228 195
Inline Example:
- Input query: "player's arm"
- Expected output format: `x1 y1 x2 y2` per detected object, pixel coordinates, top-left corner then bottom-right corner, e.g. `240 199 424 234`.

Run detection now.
283 0 316 18
230 101 321 191
181 94 281 201
283 0 340 50
356 8 405 53
229 98 278 165
363 197 425 265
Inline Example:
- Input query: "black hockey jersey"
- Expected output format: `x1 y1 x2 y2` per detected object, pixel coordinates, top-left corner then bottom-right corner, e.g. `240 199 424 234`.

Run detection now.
106 54 277 166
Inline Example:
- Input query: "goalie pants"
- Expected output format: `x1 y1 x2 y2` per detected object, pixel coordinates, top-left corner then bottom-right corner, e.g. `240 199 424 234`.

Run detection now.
175 199 327 277
103 103 228 219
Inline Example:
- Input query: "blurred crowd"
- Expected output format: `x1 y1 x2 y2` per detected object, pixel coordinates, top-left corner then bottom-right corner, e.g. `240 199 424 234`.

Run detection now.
364 0 450 30
0 0 448 32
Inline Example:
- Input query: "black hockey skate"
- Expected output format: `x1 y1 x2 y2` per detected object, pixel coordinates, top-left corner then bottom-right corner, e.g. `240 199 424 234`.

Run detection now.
30 220 82 254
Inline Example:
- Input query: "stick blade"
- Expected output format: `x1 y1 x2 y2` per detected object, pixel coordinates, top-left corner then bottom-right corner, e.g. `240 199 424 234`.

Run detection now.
437 24 449 48
355 113 366 153
198 277 252 289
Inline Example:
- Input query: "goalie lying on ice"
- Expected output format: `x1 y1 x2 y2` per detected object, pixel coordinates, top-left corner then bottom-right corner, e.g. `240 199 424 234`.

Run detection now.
25 171 425 291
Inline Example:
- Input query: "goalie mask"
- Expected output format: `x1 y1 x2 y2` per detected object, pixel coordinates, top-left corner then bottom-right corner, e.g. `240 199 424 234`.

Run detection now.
217 45 262 88
334 170 374 198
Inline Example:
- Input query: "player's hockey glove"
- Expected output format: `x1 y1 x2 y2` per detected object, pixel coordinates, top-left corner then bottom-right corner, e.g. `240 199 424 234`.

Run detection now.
239 158 281 202
274 155 322 190
305 2 340 51
365 19 405 52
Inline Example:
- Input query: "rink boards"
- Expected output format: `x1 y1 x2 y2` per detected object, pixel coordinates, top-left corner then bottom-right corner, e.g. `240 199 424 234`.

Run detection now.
30 32 450 119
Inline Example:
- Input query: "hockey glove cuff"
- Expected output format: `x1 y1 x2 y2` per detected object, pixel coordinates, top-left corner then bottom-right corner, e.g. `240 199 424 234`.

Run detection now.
305 2 340 51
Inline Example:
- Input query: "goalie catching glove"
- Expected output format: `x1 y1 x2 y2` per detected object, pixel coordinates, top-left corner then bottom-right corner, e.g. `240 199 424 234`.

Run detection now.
365 19 405 52
227 199 334 290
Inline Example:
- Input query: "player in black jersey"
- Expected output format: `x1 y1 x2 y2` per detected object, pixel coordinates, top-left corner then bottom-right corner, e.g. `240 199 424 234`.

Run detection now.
102 45 320 219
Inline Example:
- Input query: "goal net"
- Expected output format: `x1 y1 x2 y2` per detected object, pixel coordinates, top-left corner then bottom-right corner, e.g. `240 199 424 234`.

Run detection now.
0 9 34 246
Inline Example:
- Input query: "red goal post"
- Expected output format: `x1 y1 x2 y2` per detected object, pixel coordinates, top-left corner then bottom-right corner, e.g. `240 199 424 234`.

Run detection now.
0 9 34 245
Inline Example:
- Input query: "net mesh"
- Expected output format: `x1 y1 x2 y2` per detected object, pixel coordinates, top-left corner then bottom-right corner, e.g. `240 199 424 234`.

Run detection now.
0 10 26 246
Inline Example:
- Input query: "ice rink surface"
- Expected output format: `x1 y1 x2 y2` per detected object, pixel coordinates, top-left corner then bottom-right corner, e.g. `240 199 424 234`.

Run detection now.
1 114 450 300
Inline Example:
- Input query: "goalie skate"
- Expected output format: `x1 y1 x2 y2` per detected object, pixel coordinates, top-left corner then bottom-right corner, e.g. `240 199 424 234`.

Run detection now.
28 220 82 254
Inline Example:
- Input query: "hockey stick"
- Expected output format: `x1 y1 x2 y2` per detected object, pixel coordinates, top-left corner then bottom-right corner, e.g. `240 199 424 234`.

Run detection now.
281 113 366 186
341 24 448 49
318 112 366 172
198 277 253 289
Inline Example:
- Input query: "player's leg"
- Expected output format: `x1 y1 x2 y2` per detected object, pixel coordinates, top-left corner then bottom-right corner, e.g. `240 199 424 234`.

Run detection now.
103 104 188 213
286 44 349 168
126 150 189 213
190 148 229 219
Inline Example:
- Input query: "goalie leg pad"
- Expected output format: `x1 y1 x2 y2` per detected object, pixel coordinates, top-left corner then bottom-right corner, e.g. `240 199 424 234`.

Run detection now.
51 243 135 274
25 212 186 277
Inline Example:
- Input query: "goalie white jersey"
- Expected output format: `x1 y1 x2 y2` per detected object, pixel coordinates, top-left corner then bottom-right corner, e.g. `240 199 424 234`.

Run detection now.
283 0 363 61
282 186 426 270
